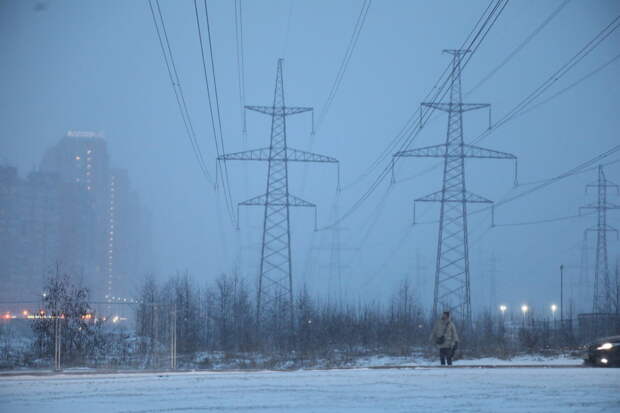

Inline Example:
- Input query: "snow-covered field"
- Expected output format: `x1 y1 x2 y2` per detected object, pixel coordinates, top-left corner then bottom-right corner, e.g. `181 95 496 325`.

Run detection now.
1 364 618 413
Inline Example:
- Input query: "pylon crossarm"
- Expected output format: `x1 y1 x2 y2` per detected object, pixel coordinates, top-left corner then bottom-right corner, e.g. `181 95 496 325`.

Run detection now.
238 193 316 208
462 191 493 203
586 224 618 234
414 190 492 203
462 144 516 159
218 148 271 161
581 202 620 212
421 102 489 113
239 194 268 206
287 194 316 208
245 105 312 117
394 144 447 158
286 148 338 163
415 190 445 203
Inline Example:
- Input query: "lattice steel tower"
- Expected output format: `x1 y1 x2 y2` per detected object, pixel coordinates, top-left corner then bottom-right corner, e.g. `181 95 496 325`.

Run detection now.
581 165 619 313
219 59 338 328
394 50 517 325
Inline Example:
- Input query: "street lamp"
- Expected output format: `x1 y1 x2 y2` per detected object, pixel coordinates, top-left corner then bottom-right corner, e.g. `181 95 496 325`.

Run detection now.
499 305 507 315
551 304 557 327
521 304 529 325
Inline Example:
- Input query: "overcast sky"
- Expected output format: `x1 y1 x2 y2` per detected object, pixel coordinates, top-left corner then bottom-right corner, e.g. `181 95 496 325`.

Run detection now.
1 0 619 317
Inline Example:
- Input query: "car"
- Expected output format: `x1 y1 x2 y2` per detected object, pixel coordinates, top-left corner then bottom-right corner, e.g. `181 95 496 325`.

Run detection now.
584 335 620 367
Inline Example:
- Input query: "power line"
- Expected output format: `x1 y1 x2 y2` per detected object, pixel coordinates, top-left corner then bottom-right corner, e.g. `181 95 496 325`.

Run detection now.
359 224 414 290
468 0 572 94
203 0 236 224
281 0 294 59
314 0 372 133
147 0 214 186
319 0 510 231
300 0 371 195
340 0 500 192
193 0 236 225
471 13 620 145
394 14 620 186
520 50 620 117
517 158 620 187
411 153 620 227
475 144 620 217
234 0 247 136
493 211 594 227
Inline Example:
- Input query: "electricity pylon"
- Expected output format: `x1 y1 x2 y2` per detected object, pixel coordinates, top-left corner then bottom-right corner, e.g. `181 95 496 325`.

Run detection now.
218 59 338 331
580 165 619 313
394 49 517 325
313 194 357 306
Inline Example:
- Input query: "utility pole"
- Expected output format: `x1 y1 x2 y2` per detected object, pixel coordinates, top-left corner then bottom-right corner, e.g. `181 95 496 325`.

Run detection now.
615 259 619 315
580 165 619 313
394 49 517 326
219 59 339 334
488 253 497 311
170 304 177 370
54 315 62 371
560 264 564 325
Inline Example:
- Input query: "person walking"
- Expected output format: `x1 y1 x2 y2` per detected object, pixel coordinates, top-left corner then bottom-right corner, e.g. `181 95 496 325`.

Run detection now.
429 311 459 366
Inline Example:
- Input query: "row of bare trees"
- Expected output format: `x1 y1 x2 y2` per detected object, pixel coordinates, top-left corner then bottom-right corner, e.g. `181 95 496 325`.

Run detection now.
21 269 581 369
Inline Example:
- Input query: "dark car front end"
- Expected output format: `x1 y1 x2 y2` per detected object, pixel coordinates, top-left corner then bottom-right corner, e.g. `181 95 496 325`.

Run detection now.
584 335 620 367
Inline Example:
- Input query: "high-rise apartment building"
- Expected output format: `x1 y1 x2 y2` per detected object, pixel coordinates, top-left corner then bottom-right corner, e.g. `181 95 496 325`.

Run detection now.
1 131 151 307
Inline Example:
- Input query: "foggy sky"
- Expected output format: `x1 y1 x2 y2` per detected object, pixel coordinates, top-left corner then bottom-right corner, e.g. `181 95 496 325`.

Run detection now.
1 0 619 317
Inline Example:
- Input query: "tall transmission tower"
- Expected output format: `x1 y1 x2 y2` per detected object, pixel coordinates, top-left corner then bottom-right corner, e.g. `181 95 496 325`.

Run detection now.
394 49 517 325
320 195 357 306
218 59 339 330
580 165 619 313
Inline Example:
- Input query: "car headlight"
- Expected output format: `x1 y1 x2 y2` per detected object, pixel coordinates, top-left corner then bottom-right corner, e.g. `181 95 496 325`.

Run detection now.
596 342 614 351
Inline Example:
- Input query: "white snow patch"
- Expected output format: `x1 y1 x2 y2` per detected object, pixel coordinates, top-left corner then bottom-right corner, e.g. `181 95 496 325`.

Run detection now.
0 366 618 412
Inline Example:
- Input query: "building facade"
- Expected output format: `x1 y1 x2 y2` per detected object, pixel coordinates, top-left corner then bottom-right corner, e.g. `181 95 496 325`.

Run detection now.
0 131 151 307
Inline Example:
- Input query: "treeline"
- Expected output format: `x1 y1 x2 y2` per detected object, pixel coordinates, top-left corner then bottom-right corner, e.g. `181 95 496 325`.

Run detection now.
133 273 552 365
9 268 581 369
134 273 431 359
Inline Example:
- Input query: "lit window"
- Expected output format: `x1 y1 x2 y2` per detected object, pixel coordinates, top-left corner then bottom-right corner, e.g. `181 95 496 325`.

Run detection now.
87 186 91 191
75 156 81 160
87 150 92 154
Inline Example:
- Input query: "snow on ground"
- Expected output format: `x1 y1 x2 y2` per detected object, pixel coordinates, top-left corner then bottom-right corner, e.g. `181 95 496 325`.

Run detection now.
351 353 583 367
1 366 618 413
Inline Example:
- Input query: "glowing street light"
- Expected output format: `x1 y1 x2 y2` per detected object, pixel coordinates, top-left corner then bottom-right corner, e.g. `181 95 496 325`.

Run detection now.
521 304 529 325
550 304 558 326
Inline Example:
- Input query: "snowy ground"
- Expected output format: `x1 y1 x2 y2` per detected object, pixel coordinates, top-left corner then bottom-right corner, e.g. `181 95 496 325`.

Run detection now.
1 364 618 412
350 353 584 367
